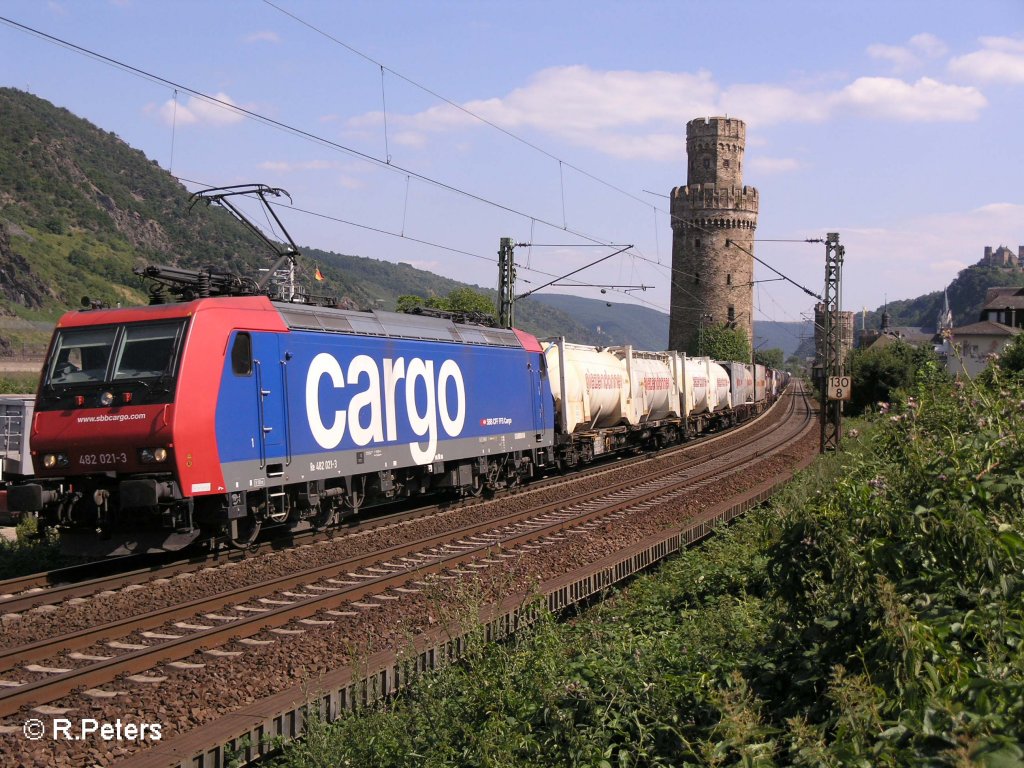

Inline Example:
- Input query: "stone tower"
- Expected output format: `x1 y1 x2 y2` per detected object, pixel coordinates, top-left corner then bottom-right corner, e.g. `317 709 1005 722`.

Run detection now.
669 117 758 355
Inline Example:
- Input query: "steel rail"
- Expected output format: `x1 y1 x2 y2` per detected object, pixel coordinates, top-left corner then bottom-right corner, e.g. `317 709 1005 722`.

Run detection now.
0 400 774 613
0 389 807 717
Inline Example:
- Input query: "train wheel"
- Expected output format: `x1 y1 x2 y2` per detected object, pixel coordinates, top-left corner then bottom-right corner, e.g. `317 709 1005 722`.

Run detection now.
466 475 484 498
313 504 337 531
228 515 262 550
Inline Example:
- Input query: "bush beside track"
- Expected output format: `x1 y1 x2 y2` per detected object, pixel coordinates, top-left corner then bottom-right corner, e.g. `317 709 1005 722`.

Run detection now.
0 516 70 580
272 362 1024 767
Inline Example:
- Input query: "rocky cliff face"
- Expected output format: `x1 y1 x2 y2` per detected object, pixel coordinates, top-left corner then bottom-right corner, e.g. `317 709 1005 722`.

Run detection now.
0 220 48 311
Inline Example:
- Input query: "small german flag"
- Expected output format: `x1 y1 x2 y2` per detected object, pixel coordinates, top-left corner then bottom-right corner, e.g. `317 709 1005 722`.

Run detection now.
314 266 325 281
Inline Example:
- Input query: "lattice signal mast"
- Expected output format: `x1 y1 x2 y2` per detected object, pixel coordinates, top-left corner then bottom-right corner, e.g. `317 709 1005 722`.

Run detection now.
497 237 516 329
821 233 845 452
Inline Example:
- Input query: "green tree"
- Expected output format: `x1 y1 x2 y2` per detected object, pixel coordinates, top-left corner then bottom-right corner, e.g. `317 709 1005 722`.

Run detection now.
445 287 495 315
754 347 784 369
784 353 805 375
689 324 751 362
395 294 426 313
988 331 1024 378
396 287 494 317
847 339 940 415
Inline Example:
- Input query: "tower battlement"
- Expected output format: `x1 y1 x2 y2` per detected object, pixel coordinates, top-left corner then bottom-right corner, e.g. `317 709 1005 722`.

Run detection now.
686 116 745 141
670 184 759 215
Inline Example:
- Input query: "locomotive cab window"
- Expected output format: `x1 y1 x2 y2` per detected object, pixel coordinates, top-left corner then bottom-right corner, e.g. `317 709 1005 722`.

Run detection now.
48 327 117 384
231 332 253 376
45 320 187 390
113 322 184 380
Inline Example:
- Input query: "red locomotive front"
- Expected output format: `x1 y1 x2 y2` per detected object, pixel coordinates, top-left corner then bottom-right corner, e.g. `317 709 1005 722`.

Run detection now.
8 294 289 555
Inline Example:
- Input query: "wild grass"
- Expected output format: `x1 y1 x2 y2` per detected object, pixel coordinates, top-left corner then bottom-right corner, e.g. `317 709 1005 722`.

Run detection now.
272 355 1024 766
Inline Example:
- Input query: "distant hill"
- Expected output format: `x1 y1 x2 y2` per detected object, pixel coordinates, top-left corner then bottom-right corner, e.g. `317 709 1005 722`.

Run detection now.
0 88 600 346
753 321 812 360
860 265 1024 334
529 294 668 349
11 86 999 359
0 87 813 355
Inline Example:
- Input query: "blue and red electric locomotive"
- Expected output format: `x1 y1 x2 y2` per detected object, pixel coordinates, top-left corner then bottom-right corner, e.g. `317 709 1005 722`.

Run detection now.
9 293 556 553
6 186 787 555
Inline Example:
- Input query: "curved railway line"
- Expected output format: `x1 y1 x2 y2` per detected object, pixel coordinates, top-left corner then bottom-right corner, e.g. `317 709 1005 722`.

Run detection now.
0 389 790 615
1 384 816 768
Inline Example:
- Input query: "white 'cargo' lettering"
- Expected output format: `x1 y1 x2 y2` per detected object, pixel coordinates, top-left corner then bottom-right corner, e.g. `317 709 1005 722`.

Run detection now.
305 354 466 465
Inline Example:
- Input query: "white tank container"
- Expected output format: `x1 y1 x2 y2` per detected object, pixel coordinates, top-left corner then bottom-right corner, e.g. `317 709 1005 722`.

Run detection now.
610 347 676 424
545 339 628 433
678 356 712 416
725 362 754 405
709 361 732 411
753 364 767 404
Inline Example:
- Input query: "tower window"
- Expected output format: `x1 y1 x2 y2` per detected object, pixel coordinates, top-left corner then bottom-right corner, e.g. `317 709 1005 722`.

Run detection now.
695 238 701 248
723 159 730 168
727 274 732 285
703 158 710 169
728 306 736 323
695 272 700 285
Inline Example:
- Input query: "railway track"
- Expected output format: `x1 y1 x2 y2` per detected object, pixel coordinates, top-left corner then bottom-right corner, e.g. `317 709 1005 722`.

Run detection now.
0 396 783 616
1 385 815 767
1 389 808 709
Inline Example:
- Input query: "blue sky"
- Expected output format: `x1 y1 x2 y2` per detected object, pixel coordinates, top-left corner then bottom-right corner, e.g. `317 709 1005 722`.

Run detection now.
1 0 1022 331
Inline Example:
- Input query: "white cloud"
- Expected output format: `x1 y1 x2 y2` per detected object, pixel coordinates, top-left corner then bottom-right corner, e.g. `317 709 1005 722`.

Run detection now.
909 33 948 59
348 66 720 161
392 130 428 149
151 93 247 126
930 258 969 275
867 33 948 73
244 31 280 44
345 64 986 162
949 36 1024 84
337 175 363 190
833 77 986 121
867 43 920 71
720 84 828 125
748 157 801 174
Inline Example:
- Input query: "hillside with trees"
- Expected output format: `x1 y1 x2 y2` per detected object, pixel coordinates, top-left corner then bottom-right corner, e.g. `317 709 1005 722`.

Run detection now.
0 88 606 347
866 264 1024 331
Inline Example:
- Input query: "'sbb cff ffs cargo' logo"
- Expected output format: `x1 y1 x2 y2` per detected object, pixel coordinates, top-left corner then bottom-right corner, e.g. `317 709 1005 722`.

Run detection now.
305 353 466 464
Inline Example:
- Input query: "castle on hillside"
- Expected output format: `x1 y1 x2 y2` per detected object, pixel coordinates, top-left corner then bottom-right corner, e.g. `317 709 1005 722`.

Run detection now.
980 245 1024 270
668 117 758 354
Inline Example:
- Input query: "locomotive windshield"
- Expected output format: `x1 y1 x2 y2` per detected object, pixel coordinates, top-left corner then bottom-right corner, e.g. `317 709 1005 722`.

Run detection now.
47 321 187 387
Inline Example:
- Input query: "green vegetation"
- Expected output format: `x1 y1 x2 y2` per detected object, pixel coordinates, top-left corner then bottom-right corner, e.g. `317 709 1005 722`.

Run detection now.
0 515 70 578
691 324 752 362
754 347 784 369
846 338 940 416
0 373 39 394
0 87 623 347
395 287 497 317
274 353 1023 767
984 331 1024 378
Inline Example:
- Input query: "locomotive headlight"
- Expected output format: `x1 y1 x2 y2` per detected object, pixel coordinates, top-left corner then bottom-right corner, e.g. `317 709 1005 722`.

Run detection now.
139 447 169 464
99 391 115 407
42 453 69 469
